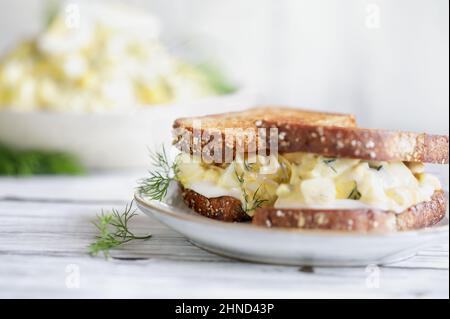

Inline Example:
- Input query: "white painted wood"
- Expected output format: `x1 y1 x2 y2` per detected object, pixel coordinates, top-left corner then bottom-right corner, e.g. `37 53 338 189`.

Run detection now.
1 254 448 298
0 170 144 202
0 173 448 298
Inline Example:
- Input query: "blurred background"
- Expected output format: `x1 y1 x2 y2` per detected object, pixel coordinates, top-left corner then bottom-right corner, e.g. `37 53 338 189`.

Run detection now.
1 0 448 132
0 0 448 170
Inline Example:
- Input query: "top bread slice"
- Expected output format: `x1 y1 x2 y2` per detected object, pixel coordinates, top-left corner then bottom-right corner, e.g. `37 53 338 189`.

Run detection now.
173 106 449 164
174 107 357 130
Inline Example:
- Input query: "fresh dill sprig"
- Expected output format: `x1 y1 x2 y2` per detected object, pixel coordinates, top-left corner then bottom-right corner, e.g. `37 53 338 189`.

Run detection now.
88 201 151 258
242 186 267 213
243 159 255 172
234 169 267 213
348 183 362 200
369 164 383 171
235 170 245 185
138 146 179 201
323 157 337 173
279 161 290 181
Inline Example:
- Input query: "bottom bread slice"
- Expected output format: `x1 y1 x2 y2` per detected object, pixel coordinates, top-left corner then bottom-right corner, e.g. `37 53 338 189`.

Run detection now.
252 191 447 232
181 186 250 222
181 184 446 231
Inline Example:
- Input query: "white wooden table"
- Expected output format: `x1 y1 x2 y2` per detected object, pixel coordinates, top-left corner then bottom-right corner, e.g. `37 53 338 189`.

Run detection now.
0 170 448 299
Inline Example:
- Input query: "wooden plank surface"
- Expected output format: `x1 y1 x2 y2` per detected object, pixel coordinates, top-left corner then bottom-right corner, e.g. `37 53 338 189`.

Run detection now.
0 172 448 298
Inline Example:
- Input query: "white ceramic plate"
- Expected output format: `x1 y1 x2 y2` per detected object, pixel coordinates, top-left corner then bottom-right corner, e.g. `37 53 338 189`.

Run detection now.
0 90 258 169
135 185 449 266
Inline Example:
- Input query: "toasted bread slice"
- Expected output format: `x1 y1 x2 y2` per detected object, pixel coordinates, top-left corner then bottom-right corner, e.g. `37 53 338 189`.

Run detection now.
268 122 449 164
173 106 357 161
180 185 250 222
174 107 357 130
173 107 448 164
180 186 446 231
252 191 447 232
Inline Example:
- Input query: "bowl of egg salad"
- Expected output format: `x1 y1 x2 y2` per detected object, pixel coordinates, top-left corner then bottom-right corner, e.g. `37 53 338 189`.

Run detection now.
0 2 254 169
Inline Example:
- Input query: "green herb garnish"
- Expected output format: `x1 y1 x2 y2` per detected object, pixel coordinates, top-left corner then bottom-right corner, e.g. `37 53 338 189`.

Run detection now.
197 63 237 95
348 183 362 200
44 0 60 28
369 164 383 171
235 170 245 184
323 158 337 173
0 144 85 176
279 161 291 181
235 170 267 213
243 159 255 172
138 146 179 201
88 201 151 258
242 186 267 213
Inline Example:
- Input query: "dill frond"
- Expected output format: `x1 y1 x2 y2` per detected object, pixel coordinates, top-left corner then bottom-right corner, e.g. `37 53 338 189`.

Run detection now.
323 157 337 173
138 146 179 201
88 201 151 258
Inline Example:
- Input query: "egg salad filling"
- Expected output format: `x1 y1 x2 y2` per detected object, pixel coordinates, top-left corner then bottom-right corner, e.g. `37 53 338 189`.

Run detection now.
176 152 442 215
176 153 290 216
0 3 224 112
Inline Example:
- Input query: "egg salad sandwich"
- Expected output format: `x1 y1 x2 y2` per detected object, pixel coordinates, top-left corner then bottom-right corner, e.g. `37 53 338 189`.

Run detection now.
169 107 448 233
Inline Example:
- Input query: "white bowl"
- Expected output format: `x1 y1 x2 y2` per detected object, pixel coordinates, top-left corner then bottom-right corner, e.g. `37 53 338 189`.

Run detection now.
0 90 258 169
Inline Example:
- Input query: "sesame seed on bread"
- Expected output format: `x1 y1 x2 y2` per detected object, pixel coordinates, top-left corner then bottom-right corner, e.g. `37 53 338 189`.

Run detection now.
271 122 449 164
252 190 447 232
174 106 357 131
173 107 449 164
180 184 447 232
180 185 250 222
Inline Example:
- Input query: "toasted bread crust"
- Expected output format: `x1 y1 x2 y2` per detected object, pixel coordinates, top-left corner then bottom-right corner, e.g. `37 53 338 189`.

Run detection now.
396 190 447 231
270 122 449 164
252 191 447 232
173 107 448 164
180 185 249 222
174 107 357 130
181 186 447 231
